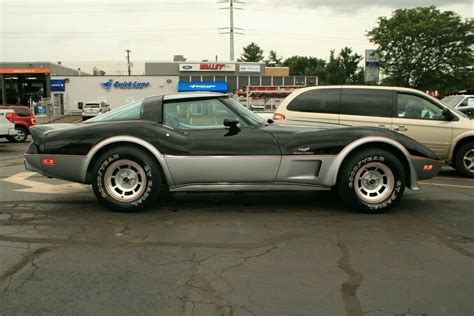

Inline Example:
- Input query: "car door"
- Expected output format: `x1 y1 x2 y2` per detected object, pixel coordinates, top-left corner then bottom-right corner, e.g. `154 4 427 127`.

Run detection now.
391 92 453 159
158 97 281 186
338 88 393 129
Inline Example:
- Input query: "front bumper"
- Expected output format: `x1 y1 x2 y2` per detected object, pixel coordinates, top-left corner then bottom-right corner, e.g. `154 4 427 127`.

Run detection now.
410 156 444 181
8 128 18 136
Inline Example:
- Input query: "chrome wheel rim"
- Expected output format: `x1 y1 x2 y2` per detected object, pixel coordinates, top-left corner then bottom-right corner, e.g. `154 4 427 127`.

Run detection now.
104 159 147 202
463 149 474 173
14 129 26 142
354 162 395 204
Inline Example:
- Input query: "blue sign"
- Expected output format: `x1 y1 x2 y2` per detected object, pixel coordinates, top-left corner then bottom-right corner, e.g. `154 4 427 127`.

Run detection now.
101 79 151 91
51 79 65 92
178 81 228 93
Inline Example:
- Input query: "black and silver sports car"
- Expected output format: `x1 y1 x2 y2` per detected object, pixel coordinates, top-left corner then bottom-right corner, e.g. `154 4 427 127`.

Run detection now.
25 93 443 213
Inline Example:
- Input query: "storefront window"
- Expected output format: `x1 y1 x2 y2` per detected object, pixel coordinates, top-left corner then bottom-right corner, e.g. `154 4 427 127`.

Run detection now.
3 74 47 106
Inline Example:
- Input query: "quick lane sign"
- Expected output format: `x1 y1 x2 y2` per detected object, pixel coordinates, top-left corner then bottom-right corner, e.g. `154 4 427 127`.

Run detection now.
178 81 228 93
100 79 151 91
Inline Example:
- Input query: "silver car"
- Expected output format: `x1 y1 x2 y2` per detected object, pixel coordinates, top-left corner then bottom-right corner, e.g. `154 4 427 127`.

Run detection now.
82 102 110 121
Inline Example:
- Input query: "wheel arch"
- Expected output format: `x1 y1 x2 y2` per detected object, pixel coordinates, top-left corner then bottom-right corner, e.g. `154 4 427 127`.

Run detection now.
451 136 474 165
322 137 418 190
14 123 29 134
82 136 174 186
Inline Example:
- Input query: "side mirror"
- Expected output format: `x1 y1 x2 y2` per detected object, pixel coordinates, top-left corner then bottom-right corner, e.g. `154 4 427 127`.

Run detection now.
223 118 239 128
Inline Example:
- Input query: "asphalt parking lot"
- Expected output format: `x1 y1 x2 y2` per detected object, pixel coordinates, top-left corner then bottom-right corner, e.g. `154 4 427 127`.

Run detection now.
0 139 473 316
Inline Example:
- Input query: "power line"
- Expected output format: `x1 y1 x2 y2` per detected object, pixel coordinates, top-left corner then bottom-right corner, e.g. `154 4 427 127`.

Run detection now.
0 28 216 35
0 1 217 6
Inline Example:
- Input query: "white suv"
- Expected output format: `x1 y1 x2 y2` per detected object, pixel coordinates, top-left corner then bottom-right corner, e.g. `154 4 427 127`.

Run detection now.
274 86 474 177
82 102 110 121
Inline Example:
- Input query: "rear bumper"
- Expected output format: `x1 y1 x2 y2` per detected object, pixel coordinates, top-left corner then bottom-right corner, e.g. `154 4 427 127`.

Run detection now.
410 156 444 181
24 152 86 183
0 128 18 136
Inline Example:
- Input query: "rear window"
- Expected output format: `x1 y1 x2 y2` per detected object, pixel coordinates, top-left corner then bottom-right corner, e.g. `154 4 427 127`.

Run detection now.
287 88 340 113
85 103 100 108
15 108 31 117
84 100 142 123
340 89 393 117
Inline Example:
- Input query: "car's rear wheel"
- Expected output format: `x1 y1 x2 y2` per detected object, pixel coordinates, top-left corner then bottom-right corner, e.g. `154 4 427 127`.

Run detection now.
91 146 162 212
337 149 406 213
7 126 28 143
454 143 474 178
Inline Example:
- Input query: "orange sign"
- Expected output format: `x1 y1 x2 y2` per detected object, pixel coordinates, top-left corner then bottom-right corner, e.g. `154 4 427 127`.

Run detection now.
0 68 50 74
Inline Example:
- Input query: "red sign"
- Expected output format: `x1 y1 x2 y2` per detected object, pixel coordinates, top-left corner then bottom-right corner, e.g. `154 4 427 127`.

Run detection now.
200 64 225 71
0 68 51 74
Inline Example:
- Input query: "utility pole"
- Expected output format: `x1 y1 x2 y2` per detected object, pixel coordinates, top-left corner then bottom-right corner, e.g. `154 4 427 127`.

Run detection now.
229 0 234 61
218 0 243 61
125 49 132 76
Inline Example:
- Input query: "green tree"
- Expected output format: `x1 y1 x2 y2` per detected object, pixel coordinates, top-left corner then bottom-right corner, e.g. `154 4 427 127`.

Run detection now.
282 56 327 82
265 50 283 66
238 42 264 62
368 6 474 91
325 47 364 84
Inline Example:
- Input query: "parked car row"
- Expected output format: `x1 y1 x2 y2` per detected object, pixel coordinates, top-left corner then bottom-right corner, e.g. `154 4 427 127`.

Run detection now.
273 86 474 177
0 105 36 143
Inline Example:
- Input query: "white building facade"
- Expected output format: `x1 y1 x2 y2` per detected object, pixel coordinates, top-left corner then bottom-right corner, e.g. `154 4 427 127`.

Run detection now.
51 76 178 114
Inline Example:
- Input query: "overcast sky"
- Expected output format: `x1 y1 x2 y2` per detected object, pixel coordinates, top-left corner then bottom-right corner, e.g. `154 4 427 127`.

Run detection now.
0 0 472 69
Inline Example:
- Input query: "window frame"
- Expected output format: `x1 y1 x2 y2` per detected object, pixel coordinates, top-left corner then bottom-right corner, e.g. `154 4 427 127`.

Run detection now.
395 92 451 122
339 88 394 118
162 97 250 131
286 88 341 114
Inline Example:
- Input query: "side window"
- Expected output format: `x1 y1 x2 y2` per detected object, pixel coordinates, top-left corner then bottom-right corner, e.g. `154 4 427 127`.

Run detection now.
85 100 142 123
287 89 340 113
15 108 31 117
163 99 245 130
459 98 473 108
340 89 393 117
397 93 446 121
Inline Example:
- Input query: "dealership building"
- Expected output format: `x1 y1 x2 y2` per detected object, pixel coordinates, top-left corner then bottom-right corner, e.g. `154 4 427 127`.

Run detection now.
1 61 318 115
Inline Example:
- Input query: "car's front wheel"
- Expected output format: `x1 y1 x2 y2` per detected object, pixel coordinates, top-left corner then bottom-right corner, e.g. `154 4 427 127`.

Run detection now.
91 146 162 212
454 143 474 178
7 126 28 143
337 149 406 213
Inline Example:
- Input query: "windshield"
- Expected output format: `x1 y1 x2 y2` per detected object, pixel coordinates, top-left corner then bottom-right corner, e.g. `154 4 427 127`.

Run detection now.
441 96 463 108
223 97 267 126
84 103 100 108
84 100 142 123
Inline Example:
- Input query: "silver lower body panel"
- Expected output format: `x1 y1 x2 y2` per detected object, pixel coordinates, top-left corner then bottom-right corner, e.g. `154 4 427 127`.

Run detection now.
170 182 331 192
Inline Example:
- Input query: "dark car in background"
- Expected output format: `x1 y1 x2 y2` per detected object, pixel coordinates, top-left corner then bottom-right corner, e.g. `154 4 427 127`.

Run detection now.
0 105 36 143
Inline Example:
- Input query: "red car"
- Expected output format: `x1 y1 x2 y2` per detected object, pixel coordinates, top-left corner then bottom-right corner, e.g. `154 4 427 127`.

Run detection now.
0 105 36 143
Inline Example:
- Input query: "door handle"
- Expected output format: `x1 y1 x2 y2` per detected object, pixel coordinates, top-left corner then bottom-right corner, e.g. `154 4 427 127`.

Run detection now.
394 125 408 131
378 124 389 129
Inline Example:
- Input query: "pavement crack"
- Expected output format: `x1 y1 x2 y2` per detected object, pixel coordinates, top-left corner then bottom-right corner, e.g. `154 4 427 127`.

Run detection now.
337 241 364 316
0 247 50 292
